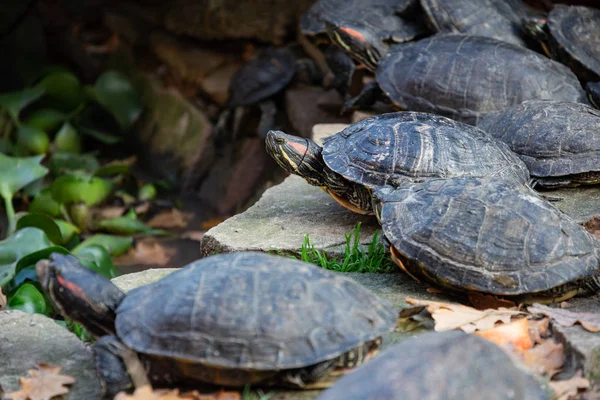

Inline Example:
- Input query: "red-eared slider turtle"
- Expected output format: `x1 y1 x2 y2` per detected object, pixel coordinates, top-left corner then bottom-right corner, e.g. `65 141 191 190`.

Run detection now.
36 252 397 399
317 331 551 400
478 100 600 188
419 0 538 46
523 5 600 82
374 176 600 301
349 34 587 125
265 112 530 214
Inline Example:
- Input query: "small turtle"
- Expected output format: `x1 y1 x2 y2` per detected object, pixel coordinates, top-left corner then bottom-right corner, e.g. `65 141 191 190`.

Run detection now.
478 100 600 188
523 4 600 82
348 34 587 125
420 0 537 46
265 112 530 214
36 252 396 399
374 176 600 302
317 331 551 400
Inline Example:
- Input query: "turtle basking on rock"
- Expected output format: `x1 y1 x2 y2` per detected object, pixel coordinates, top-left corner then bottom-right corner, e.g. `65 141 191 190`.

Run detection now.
266 112 530 214
374 176 600 302
36 252 397 399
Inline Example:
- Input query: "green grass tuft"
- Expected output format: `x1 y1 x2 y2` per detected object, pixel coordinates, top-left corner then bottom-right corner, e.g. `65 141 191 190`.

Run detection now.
241 385 273 400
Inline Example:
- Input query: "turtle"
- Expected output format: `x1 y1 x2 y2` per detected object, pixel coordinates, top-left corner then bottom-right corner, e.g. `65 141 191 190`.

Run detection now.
419 0 538 47
373 176 600 302
346 34 588 125
36 252 397 399
522 4 600 82
317 330 551 400
478 100 600 188
589 81 600 108
265 111 530 215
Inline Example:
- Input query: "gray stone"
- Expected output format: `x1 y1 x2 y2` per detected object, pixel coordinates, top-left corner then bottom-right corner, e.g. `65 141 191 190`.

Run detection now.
112 268 179 292
0 310 101 399
551 186 600 224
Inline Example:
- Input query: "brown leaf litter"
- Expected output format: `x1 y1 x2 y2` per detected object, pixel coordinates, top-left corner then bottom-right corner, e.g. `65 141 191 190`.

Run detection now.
528 303 600 332
549 371 590 400
5 363 75 400
114 386 240 400
113 239 175 266
147 209 193 230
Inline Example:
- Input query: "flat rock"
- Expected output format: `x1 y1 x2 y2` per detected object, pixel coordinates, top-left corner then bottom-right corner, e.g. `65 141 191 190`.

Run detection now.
551 186 600 224
0 310 101 399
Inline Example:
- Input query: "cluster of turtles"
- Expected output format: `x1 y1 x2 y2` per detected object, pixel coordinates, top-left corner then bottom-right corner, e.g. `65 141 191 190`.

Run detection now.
32 0 600 399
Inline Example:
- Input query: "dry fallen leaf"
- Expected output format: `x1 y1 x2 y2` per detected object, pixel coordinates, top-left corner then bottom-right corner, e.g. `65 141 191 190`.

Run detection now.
0 286 6 310
549 371 590 400
201 216 229 230
113 239 174 266
522 338 565 378
181 231 204 242
475 317 532 352
114 386 240 400
147 209 192 229
528 303 600 332
96 205 126 219
6 363 75 400
584 216 600 240
467 292 516 310
528 318 551 345
405 298 523 333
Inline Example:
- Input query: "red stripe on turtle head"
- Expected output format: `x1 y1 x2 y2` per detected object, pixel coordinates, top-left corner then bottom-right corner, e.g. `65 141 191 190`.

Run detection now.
339 26 366 43
57 275 90 303
289 141 308 156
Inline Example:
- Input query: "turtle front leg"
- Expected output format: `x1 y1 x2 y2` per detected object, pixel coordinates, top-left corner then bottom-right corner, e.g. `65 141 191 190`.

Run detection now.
343 81 382 113
94 335 150 400
279 359 338 389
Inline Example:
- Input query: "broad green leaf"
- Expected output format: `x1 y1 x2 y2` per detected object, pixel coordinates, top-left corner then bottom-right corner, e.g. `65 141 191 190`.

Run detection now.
29 188 62 217
7 246 69 294
7 266 38 292
50 175 111 206
24 65 71 87
48 152 99 176
8 283 49 315
138 184 156 201
0 87 46 122
67 203 89 232
53 122 81 153
36 71 82 111
92 71 142 130
0 137 13 154
24 108 67 132
0 154 48 198
73 245 117 278
16 213 64 244
0 228 52 287
72 234 133 257
97 216 167 236
93 164 130 177
16 125 50 154
77 125 122 144
55 219 80 243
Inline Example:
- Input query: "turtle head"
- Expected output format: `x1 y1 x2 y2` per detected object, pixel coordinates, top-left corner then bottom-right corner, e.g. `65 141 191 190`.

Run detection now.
521 18 551 55
36 253 125 338
586 82 600 110
266 130 331 187
325 20 385 72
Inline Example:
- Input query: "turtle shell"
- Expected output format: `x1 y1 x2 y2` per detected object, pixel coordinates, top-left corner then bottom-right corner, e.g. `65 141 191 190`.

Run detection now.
377 34 587 125
321 112 530 189
478 100 600 183
378 176 600 296
226 47 296 108
317 331 549 400
115 252 396 370
546 5 600 82
420 0 535 46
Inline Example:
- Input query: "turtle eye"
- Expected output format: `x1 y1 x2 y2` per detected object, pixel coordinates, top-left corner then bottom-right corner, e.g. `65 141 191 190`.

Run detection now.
275 137 286 144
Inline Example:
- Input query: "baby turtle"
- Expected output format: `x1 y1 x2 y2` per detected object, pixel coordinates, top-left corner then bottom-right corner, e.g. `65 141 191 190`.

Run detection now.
266 112 530 214
523 4 600 82
36 252 397 399
317 330 550 400
478 100 600 188
374 176 600 302
349 34 587 125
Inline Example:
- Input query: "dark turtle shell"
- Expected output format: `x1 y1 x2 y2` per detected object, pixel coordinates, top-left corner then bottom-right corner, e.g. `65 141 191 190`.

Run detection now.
226 47 296 108
317 331 550 400
377 176 600 297
321 112 530 189
478 100 600 187
115 252 396 370
377 34 587 125
546 5 600 82
420 0 535 46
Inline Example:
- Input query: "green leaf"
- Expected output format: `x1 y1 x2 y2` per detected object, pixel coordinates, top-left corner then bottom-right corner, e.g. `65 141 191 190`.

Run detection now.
24 108 67 132
0 154 48 198
8 283 49 315
97 216 167 236
92 70 142 130
93 164 130 177
16 213 64 244
55 219 80 243
72 234 133 257
77 125 122 144
138 184 157 201
16 126 50 154
50 175 112 206
8 246 70 294
73 245 117 278
48 152 99 176
0 87 46 122
0 137 13 154
29 188 62 217
53 122 81 153
36 71 82 111
0 228 52 287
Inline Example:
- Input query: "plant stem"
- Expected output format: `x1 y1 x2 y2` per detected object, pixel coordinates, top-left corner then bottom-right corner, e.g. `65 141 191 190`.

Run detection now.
3 193 16 234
